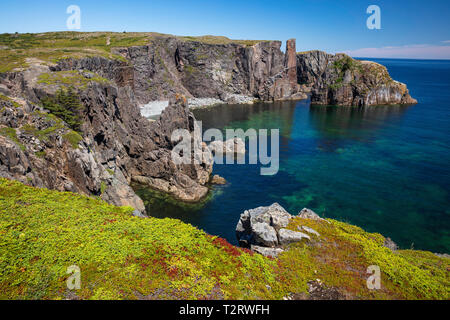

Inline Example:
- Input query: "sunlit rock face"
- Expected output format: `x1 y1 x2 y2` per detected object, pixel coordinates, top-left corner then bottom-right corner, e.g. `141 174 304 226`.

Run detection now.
297 50 417 106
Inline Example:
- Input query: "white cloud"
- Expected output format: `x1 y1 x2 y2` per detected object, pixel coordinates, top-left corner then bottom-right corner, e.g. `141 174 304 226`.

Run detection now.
343 44 450 60
441 40 450 44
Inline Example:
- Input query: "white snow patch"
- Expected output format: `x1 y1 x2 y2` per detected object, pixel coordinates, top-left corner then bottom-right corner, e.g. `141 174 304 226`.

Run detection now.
140 100 169 118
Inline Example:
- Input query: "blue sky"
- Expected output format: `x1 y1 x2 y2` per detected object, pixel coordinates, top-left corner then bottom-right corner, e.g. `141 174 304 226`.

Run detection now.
1 0 450 59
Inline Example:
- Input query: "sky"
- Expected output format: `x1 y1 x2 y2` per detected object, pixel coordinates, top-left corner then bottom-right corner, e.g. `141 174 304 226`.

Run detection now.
1 0 450 59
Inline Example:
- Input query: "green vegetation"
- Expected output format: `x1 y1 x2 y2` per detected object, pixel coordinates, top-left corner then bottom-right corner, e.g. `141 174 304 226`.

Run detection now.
0 32 150 72
0 178 277 300
0 127 25 151
280 218 449 299
100 181 107 195
0 179 448 300
329 55 364 90
34 151 46 158
38 71 110 89
178 35 265 46
40 87 83 132
62 130 83 149
0 94 20 108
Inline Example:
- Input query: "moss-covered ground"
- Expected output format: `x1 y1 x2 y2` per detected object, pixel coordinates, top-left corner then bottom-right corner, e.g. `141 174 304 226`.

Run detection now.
0 178 448 300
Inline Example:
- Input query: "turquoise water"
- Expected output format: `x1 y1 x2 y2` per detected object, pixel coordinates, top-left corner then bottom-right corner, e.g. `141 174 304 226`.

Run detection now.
136 58 450 253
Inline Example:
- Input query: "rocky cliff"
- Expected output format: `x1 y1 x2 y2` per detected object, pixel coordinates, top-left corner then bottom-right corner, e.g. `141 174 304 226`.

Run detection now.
56 36 305 104
297 50 417 106
0 64 212 214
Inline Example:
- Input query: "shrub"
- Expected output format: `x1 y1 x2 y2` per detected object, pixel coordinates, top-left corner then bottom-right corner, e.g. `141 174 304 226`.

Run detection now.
40 87 83 132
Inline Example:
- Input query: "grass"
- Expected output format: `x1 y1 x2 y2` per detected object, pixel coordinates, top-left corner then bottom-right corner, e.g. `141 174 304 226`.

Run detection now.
280 218 449 299
0 127 25 151
0 178 448 300
0 178 278 300
62 131 83 149
38 71 111 89
0 32 269 73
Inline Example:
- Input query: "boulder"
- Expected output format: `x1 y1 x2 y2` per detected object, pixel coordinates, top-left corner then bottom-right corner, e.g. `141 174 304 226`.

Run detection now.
236 203 291 247
251 245 284 258
251 223 278 247
279 228 310 245
300 226 320 237
236 203 317 252
298 208 324 221
210 174 227 185
384 237 398 251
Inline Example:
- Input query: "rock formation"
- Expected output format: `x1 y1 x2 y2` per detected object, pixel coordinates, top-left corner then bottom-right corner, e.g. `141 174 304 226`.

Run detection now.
0 63 212 213
236 203 321 257
297 51 417 106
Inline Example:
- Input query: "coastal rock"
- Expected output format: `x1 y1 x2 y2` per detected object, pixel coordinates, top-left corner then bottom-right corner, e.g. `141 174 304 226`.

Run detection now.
251 223 278 247
209 137 246 156
297 51 417 106
236 203 316 251
300 226 320 237
251 245 284 258
278 228 311 245
107 36 307 105
210 174 227 185
384 237 398 251
0 66 212 211
298 208 324 221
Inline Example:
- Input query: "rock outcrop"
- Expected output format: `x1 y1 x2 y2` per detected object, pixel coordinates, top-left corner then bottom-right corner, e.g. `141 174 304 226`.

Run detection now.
297 51 417 106
236 203 322 256
0 62 212 213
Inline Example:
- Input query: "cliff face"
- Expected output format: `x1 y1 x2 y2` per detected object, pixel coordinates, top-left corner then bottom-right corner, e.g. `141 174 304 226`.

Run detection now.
52 36 305 104
0 63 212 214
297 50 417 106
112 36 305 103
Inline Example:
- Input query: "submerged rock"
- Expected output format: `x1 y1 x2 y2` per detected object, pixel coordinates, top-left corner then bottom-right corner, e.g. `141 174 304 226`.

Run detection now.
210 174 227 185
209 137 246 156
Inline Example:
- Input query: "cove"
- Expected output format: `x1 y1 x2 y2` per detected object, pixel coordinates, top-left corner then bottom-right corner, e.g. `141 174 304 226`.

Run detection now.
135 58 450 254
